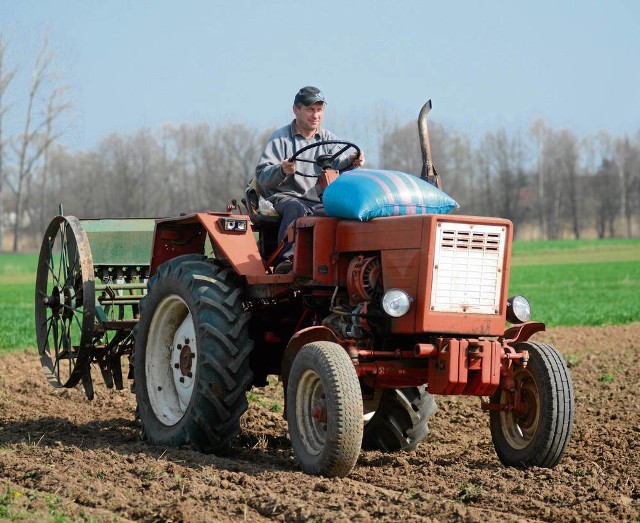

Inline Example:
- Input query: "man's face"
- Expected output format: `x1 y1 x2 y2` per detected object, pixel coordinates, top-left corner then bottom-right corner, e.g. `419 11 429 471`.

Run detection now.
293 102 325 135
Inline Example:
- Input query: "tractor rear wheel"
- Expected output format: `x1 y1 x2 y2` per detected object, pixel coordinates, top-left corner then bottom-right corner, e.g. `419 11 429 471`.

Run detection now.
134 254 252 453
489 341 574 468
362 386 437 452
287 342 363 477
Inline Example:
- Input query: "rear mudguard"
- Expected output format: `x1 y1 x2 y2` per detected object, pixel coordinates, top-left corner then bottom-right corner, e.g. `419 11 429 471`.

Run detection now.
148 212 298 285
149 212 265 276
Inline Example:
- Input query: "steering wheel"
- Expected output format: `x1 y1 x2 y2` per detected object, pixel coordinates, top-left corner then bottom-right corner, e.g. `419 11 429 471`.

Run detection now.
289 140 361 177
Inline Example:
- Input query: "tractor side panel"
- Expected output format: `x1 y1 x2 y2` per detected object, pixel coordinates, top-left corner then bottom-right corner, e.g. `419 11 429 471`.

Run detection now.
335 215 425 252
293 216 340 284
380 248 422 332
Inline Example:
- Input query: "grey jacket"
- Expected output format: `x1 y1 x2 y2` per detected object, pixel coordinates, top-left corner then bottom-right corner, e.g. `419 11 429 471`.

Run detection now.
255 121 351 204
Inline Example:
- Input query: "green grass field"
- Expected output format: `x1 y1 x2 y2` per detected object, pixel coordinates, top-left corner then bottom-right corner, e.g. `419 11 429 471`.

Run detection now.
0 253 39 353
1 238 639 352
508 238 640 326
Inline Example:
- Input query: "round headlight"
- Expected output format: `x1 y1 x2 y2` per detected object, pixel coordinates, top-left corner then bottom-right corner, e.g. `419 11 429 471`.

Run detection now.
381 289 412 318
507 295 531 324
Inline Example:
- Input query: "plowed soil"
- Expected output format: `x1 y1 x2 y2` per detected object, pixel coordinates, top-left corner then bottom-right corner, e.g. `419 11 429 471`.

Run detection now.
1 324 639 522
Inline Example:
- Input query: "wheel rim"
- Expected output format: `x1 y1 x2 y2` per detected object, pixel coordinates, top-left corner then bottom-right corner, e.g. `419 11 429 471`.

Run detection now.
499 368 540 450
35 216 95 388
145 294 198 426
295 369 328 456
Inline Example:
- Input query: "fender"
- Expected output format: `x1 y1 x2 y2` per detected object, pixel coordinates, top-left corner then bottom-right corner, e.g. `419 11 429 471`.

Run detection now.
502 321 546 344
280 326 342 390
149 212 265 276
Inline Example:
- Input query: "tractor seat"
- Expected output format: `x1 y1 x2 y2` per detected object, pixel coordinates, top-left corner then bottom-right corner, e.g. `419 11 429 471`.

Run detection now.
244 180 281 227
243 180 281 259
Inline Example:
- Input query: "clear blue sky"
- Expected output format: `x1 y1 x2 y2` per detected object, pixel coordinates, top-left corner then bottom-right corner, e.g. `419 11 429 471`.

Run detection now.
1 0 639 151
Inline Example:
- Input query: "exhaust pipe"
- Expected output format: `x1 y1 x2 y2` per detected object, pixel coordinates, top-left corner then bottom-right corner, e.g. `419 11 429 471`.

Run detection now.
418 100 442 189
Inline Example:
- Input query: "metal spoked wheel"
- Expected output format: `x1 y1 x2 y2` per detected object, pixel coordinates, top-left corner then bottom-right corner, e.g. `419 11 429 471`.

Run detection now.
35 215 95 389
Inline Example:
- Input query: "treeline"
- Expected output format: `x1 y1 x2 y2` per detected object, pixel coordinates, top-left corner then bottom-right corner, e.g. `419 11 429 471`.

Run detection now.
4 116 640 250
381 119 640 240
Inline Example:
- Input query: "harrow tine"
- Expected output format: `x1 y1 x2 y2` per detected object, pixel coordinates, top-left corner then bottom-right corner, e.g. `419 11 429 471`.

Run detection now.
82 366 94 401
111 354 124 390
99 360 114 389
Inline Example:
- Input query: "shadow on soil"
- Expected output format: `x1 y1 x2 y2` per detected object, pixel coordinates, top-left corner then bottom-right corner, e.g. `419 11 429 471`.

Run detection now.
0 416 298 475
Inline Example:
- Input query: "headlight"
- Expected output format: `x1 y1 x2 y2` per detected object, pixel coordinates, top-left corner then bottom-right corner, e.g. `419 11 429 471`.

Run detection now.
506 295 531 324
381 289 412 318
220 217 248 233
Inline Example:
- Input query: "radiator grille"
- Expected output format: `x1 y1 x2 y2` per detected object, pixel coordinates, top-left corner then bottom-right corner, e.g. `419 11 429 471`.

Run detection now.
431 222 506 314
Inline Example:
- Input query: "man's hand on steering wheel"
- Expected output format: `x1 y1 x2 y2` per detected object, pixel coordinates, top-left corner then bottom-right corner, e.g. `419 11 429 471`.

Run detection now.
286 140 363 177
281 158 296 176
348 150 365 169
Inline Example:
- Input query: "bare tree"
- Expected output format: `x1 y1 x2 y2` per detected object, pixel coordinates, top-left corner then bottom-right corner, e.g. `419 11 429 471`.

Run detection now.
37 86 71 231
0 32 17 252
476 128 529 229
214 122 261 207
590 158 619 238
530 118 549 238
582 131 621 238
613 136 640 238
445 131 474 211
554 129 581 238
8 33 71 251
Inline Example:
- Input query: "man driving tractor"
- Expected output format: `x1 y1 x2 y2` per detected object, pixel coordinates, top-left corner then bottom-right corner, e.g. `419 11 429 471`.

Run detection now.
255 86 365 273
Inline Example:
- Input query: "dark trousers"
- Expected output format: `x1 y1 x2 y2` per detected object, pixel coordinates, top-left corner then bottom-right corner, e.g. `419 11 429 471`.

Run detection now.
274 197 316 260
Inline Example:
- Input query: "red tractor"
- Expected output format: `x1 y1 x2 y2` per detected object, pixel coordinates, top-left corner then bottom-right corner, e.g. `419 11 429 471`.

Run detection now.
36 101 574 478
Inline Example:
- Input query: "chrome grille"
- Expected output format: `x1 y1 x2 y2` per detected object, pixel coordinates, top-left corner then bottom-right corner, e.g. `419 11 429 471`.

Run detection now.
431 222 506 314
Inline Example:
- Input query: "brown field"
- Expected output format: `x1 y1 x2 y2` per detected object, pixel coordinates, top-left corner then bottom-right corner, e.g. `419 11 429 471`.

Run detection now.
0 323 638 522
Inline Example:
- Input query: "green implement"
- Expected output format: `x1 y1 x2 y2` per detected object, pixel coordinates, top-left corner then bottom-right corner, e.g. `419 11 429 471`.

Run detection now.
35 215 156 399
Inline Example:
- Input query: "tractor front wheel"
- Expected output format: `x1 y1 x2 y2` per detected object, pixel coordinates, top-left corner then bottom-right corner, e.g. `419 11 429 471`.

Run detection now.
134 255 252 453
489 341 574 468
287 342 363 477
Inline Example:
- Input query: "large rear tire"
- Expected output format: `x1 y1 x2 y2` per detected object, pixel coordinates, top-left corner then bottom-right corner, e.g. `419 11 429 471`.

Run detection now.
134 254 252 452
362 386 437 452
490 341 574 468
287 342 363 477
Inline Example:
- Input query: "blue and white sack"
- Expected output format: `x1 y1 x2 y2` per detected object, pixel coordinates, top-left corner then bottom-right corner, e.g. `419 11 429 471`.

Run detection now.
322 169 458 221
